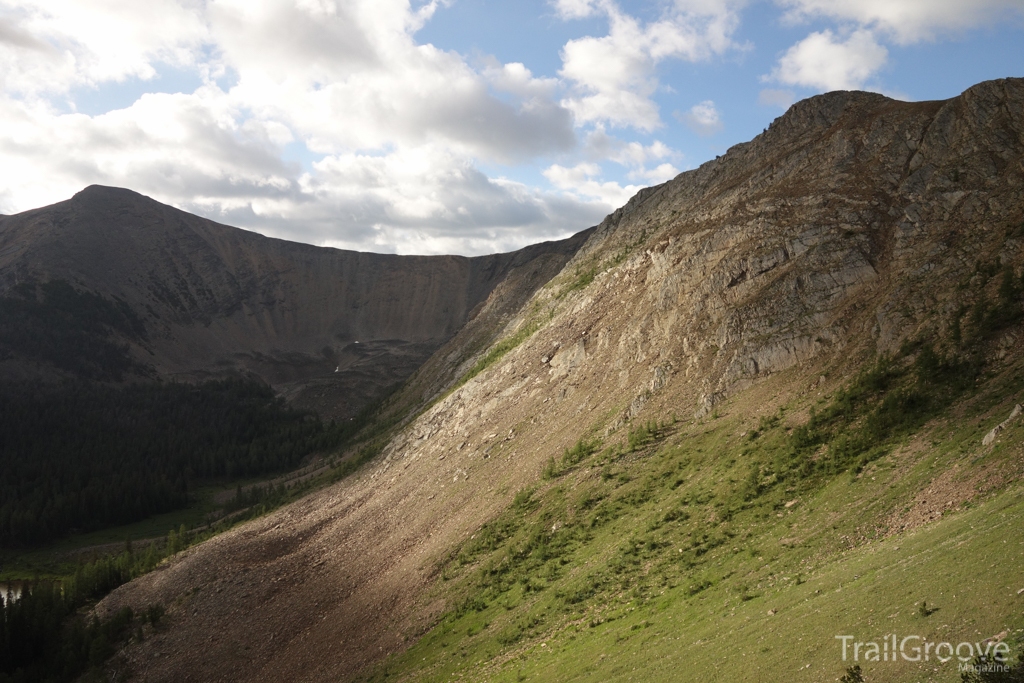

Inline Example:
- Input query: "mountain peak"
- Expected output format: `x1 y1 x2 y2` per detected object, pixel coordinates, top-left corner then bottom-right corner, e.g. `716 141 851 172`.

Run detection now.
71 184 156 207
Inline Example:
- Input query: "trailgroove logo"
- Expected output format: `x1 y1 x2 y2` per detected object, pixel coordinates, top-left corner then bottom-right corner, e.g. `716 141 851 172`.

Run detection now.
835 634 1010 665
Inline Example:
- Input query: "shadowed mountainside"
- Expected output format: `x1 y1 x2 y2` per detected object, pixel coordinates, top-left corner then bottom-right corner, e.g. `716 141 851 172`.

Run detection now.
0 187 591 418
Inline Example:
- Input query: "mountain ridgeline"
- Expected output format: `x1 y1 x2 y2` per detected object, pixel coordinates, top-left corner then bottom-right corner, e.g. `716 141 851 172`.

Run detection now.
8 77 1024 683
0 186 591 417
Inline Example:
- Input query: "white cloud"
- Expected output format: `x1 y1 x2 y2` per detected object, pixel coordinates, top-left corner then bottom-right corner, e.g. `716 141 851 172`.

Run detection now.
767 0 1024 97
613 139 674 167
483 61 559 101
208 0 576 164
0 0 713 255
577 127 681 184
552 0 606 20
758 88 795 109
558 0 744 130
777 0 1024 44
770 29 887 91
0 87 295 213
0 0 613 255
543 162 642 207
0 85 603 255
767 0 1024 98
0 0 207 96
676 99 723 136
629 162 679 184
243 149 611 254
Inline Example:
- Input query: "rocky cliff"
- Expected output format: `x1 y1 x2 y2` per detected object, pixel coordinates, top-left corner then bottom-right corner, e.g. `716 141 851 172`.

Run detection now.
0 187 590 417
95 78 1024 682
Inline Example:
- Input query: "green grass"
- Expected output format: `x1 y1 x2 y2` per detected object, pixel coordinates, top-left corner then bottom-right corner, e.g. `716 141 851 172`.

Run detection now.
543 437 602 479
477 486 1024 683
557 267 598 299
455 320 542 389
360 352 1024 683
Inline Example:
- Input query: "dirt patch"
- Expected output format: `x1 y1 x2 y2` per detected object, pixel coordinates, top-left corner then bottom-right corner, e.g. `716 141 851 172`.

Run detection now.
885 442 1024 535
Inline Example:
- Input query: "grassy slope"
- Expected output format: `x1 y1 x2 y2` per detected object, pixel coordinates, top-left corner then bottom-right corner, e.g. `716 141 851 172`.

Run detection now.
362 355 1024 683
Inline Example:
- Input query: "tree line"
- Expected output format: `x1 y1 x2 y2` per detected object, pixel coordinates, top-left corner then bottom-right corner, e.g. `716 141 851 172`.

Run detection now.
0 377 349 546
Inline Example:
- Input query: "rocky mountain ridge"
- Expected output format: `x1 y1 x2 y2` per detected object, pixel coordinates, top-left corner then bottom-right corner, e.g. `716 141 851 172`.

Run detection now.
0 186 591 417
95 77 1024 682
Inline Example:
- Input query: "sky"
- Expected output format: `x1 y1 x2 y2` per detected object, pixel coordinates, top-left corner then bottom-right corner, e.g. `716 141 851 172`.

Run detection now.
0 1 1022 255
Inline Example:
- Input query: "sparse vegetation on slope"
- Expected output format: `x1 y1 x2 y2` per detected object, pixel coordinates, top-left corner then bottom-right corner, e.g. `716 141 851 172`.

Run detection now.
458 321 542 388
363 343 1024 683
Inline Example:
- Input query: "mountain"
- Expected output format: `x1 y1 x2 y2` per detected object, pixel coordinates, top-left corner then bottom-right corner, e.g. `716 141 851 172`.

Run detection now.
95 77 1024 682
0 186 591 418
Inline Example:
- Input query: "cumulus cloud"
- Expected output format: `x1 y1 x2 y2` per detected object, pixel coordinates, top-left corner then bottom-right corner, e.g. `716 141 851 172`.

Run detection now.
552 0 605 20
577 127 681 184
776 0 1024 44
1 0 763 254
0 87 293 214
771 29 888 91
767 0 1023 96
482 60 560 101
558 0 744 130
629 162 679 184
676 100 723 136
0 0 206 96
209 0 576 164
223 152 611 254
0 0 625 255
543 162 642 208
613 139 674 167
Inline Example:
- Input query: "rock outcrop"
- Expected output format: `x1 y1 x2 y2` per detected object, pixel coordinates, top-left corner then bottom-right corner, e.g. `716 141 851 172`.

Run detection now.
983 403 1022 445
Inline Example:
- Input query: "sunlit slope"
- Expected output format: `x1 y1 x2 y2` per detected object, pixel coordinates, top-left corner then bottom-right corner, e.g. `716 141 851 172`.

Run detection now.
368 354 1024 682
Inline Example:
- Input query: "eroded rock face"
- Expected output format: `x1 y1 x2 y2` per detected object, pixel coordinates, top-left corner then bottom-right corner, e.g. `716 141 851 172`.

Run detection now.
95 78 1024 682
559 78 1024 415
0 186 590 417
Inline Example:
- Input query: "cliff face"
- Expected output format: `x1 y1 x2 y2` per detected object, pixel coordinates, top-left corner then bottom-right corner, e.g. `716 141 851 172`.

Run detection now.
0 187 590 417
95 78 1024 681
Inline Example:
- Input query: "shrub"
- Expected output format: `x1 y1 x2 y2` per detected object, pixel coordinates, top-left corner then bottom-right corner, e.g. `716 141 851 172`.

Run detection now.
543 438 601 478
628 421 663 451
840 664 865 683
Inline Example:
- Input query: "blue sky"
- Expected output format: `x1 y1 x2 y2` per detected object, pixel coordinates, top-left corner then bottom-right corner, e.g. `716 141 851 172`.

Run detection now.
1 0 1022 255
